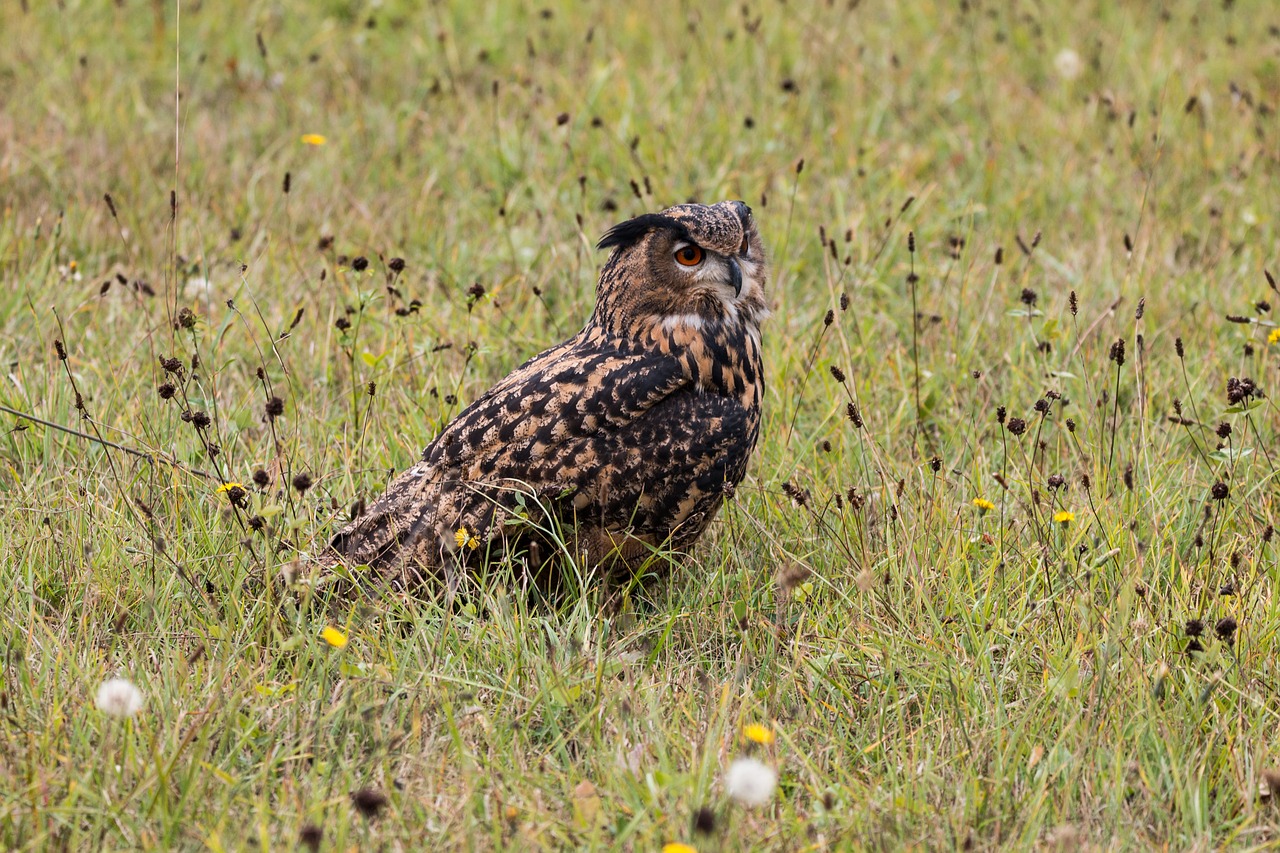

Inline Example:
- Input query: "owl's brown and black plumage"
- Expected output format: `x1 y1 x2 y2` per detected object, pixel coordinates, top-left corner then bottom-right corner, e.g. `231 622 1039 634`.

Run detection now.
325 200 768 592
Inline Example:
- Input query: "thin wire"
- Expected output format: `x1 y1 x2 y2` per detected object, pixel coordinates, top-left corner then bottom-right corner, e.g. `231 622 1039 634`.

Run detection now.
0 403 214 480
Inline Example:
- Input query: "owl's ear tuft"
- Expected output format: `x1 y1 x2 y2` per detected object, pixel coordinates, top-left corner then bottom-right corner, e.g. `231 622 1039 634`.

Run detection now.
597 213 690 251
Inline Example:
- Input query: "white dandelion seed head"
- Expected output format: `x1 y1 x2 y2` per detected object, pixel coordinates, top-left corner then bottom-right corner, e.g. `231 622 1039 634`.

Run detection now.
95 677 143 718
725 757 777 808
183 275 212 301
1054 48 1083 81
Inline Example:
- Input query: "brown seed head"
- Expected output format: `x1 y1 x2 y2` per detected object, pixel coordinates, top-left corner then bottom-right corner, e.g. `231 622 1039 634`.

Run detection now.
781 481 809 507
299 823 322 851
351 787 388 819
1109 337 1126 366
776 562 813 593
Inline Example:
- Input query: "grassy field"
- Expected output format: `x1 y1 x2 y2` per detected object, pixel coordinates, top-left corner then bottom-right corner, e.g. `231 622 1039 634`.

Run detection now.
2 0 1279 848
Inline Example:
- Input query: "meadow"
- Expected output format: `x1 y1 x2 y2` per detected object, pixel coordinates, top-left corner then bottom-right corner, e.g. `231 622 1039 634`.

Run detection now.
2 0 1279 848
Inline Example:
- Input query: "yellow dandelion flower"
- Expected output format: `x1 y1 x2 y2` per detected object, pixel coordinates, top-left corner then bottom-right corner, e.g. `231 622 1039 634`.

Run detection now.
973 497 995 512
1053 510 1075 524
1269 328 1280 345
455 526 481 550
300 133 327 146
217 482 244 493
663 845 697 853
744 723 776 745
320 626 348 649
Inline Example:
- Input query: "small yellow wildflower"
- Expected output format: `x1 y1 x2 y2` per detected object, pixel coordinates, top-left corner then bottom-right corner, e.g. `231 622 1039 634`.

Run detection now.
217 482 244 493
1053 510 1075 524
300 133 327 146
320 626 348 649
973 497 995 512
455 526 480 550
744 723 776 745
1269 328 1280 345
662 845 697 853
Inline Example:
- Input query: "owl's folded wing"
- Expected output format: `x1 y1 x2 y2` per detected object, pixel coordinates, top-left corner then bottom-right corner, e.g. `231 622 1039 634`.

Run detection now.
325 336 695 574
549 386 757 551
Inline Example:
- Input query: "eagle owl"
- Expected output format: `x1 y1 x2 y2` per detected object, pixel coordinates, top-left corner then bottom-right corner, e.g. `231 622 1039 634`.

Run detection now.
325 200 768 592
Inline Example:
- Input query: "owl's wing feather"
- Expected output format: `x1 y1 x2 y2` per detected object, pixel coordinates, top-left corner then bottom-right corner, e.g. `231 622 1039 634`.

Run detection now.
326 332 697 576
556 386 756 552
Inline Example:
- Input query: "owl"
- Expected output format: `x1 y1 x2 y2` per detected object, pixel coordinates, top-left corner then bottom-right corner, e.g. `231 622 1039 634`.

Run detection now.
324 200 768 594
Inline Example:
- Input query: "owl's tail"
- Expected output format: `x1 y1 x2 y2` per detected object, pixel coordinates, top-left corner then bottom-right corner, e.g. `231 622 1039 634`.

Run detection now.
320 461 444 589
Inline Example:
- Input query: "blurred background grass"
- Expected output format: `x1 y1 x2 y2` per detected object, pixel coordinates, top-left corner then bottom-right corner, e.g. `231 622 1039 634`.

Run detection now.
1 0 1279 849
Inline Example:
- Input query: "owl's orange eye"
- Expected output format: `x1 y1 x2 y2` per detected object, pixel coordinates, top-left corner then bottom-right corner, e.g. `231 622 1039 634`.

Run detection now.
674 245 704 266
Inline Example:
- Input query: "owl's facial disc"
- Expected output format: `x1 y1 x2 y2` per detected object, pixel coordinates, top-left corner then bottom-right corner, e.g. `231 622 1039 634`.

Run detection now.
595 200 768 335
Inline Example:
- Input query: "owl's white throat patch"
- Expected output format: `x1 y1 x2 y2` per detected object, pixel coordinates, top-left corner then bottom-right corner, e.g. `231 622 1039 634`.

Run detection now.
660 312 706 333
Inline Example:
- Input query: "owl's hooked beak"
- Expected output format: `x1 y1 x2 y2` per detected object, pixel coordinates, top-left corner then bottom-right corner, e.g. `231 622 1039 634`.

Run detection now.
727 256 743 297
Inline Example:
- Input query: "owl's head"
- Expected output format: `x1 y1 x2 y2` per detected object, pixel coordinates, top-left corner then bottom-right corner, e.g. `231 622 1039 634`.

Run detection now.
592 200 768 338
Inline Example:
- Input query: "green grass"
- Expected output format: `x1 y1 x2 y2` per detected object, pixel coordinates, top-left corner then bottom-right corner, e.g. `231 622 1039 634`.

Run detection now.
2 0 1280 848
